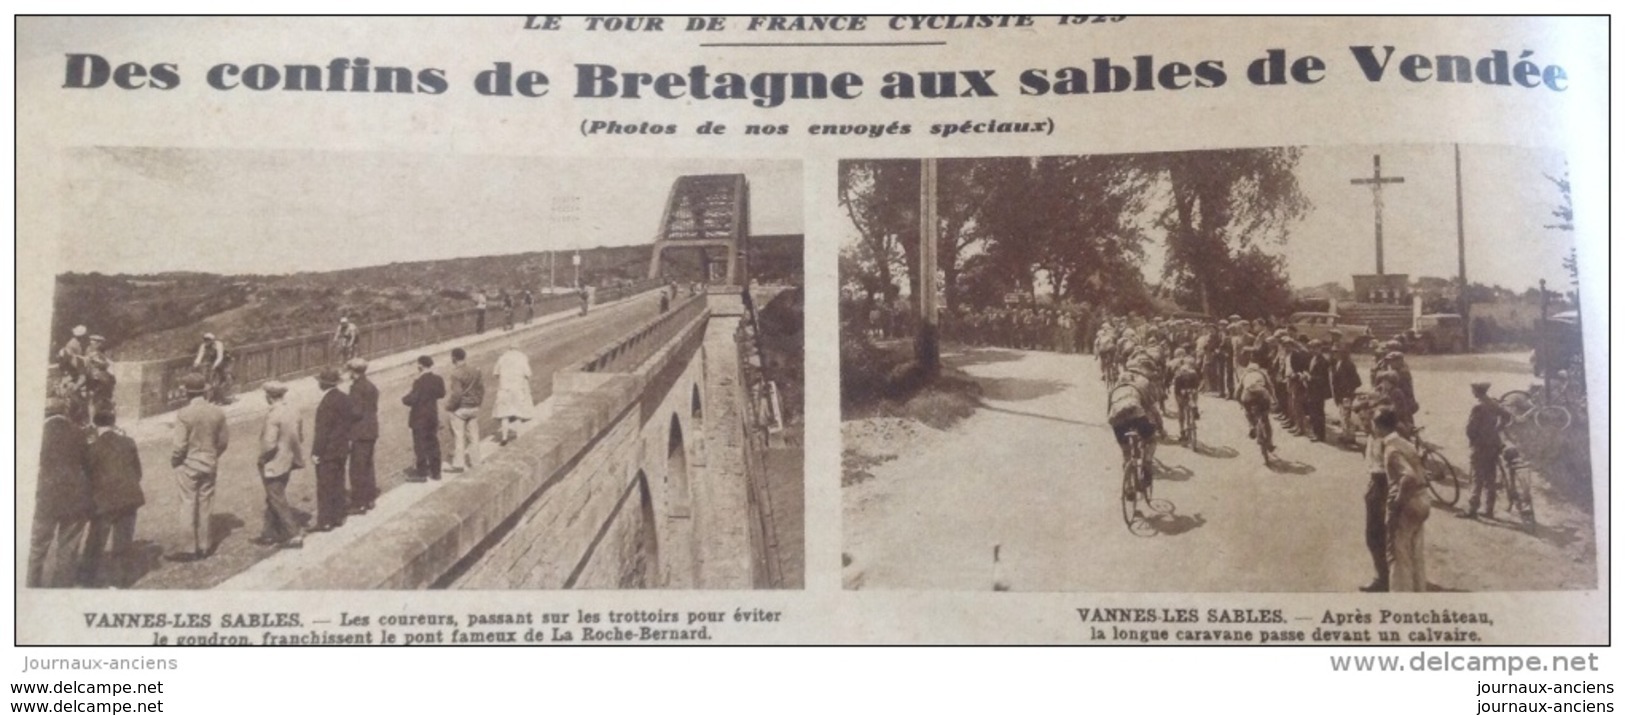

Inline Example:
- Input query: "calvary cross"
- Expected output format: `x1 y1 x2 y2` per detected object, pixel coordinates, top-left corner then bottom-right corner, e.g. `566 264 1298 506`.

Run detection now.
1349 154 1405 275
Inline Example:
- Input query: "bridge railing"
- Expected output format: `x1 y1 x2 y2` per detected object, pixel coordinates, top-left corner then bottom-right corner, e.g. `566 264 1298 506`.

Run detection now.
114 279 664 417
577 293 707 374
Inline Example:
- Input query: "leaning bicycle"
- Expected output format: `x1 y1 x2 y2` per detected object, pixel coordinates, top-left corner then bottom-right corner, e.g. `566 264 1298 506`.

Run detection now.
1403 427 1461 506
1499 387 1573 431
1495 430 1537 525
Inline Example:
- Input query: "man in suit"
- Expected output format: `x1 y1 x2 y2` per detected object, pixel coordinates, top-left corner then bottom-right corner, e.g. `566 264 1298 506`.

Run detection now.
1304 340 1333 443
81 409 145 587
1330 345 1364 446
401 355 446 482
254 381 305 548
29 397 92 587
344 358 380 514
311 368 355 531
170 372 227 561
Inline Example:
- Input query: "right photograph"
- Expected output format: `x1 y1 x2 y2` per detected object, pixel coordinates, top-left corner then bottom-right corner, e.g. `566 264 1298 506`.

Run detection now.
839 145 1595 593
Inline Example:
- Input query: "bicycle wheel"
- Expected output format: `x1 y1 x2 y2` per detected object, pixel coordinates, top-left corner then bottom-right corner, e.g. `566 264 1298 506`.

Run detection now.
1421 449 1460 506
1121 458 1138 527
1253 415 1271 462
1499 390 1535 420
1503 460 1537 525
1533 405 1571 431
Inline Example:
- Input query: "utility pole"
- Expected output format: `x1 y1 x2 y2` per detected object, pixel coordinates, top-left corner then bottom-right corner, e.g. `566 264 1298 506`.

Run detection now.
916 158 940 375
1455 144 1470 350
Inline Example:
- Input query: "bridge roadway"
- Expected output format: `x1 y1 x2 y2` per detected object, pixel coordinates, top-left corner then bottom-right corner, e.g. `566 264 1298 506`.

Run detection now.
842 347 1599 593
121 291 662 589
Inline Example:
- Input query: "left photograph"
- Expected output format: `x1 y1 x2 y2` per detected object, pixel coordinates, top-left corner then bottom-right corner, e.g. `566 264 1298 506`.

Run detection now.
28 150 805 591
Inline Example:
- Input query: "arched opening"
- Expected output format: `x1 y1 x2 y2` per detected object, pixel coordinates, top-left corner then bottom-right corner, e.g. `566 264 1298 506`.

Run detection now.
622 470 659 589
668 414 688 489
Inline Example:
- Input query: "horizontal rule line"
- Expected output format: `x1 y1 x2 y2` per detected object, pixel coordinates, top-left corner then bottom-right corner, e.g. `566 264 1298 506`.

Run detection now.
699 41 947 47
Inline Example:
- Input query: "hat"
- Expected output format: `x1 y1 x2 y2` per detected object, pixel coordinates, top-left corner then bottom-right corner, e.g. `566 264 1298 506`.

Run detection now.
1309 339 1325 349
340 316 350 322
181 372 209 394
89 334 105 342
346 357 368 373
203 332 216 340
316 367 342 387
1228 315 1242 321
72 325 87 337
1385 351 1405 361
417 355 434 368
262 380 289 397
1470 381 1491 396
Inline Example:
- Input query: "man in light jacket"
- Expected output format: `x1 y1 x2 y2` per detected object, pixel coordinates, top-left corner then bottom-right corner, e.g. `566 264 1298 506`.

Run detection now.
254 381 305 548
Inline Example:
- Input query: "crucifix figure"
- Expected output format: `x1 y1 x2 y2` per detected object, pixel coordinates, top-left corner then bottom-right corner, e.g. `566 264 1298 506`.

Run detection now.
1349 154 1405 275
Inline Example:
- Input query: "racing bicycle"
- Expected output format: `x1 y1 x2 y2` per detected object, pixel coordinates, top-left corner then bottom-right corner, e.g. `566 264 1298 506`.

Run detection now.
1121 431 1153 528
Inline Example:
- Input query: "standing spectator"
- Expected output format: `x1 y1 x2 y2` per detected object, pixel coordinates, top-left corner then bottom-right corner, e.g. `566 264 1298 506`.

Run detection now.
445 347 484 473
523 289 536 324
492 342 534 446
253 381 305 549
169 372 227 561
333 316 359 362
28 398 91 587
1461 381 1512 520
402 356 446 482
501 289 515 331
473 289 488 333
1379 409 1431 592
659 290 670 314
81 409 144 588
310 368 355 532
1356 397 1388 592
577 285 589 316
1304 340 1332 442
345 358 380 515
1330 345 1363 445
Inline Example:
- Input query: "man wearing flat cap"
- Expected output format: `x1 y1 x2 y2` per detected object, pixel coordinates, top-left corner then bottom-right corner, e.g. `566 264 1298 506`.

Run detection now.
345 358 380 515
28 397 92 587
311 368 356 531
1462 382 1512 519
170 372 227 561
254 381 305 548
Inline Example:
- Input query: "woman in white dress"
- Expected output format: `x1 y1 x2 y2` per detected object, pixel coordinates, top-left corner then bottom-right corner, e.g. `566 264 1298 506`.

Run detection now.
491 344 534 445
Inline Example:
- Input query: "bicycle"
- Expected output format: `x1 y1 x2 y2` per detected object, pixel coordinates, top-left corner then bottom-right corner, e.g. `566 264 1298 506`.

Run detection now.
1401 427 1460 506
1176 387 1199 447
1120 431 1152 528
1494 430 1537 525
1499 387 1573 431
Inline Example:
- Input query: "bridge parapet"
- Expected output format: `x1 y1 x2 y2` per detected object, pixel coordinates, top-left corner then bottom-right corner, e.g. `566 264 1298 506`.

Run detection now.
89 279 662 420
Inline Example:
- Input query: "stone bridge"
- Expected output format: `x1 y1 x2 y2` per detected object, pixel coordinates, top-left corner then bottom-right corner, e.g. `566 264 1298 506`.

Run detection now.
231 287 798 590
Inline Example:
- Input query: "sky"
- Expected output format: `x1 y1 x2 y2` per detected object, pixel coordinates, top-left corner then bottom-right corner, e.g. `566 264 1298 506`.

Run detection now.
58 148 802 276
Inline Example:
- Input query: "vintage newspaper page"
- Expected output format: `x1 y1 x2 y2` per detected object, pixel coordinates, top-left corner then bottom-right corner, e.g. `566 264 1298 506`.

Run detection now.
13 16 1608 648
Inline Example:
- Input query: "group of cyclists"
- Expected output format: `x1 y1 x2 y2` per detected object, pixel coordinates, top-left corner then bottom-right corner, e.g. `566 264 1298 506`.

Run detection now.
1093 313 1431 499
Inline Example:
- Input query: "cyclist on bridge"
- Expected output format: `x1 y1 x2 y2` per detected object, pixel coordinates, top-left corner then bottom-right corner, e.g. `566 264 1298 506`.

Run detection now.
333 316 359 362
192 332 233 404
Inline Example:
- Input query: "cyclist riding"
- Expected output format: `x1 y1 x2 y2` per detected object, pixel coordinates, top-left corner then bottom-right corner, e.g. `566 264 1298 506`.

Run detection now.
192 332 233 404
333 316 359 362
1169 346 1202 444
1109 351 1164 498
1236 348 1277 457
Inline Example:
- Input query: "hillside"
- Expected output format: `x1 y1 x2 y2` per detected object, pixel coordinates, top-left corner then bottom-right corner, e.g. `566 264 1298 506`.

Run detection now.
53 246 655 361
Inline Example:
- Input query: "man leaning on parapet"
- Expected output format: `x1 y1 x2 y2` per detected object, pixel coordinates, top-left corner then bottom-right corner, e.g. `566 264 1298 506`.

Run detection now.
169 372 227 562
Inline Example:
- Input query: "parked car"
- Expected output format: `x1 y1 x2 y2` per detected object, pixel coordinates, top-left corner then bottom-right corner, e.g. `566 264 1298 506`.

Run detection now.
1290 312 1375 351
1409 313 1467 354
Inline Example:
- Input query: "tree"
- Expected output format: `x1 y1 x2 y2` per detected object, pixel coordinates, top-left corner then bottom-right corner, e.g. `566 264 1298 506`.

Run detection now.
1147 148 1311 316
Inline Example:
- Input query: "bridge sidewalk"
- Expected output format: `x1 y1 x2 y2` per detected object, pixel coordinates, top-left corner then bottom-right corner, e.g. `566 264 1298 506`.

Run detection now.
122 290 660 445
